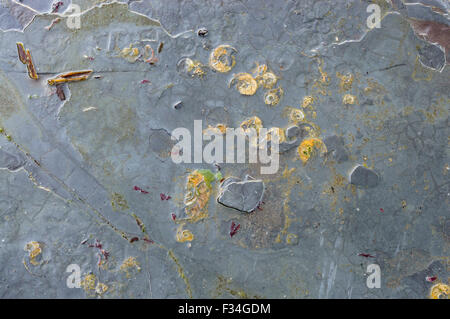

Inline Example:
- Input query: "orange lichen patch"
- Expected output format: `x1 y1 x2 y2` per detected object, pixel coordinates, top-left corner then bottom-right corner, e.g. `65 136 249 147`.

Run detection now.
229 73 258 95
24 241 42 266
264 87 283 106
302 95 314 108
47 70 92 85
176 226 194 242
16 42 39 80
429 283 449 299
297 138 327 164
336 72 354 91
184 170 212 222
342 94 357 105
209 45 237 73
120 257 141 278
240 116 263 135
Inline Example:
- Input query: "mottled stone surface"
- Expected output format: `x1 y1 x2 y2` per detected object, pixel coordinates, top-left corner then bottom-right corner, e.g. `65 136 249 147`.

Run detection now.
0 0 448 299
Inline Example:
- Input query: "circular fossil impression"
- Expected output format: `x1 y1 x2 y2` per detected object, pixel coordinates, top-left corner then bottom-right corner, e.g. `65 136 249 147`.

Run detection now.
209 45 237 73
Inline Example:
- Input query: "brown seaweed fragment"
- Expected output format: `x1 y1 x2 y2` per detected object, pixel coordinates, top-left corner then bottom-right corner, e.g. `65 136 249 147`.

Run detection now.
47 70 93 86
16 42 39 80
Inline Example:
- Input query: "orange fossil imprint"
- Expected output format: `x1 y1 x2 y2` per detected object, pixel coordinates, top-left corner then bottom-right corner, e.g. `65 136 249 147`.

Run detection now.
47 70 93 85
16 42 39 80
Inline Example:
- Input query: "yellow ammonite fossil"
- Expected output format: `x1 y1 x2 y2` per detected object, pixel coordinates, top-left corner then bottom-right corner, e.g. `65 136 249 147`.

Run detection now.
343 94 357 105
289 108 305 123
230 73 258 95
264 87 283 106
429 283 449 299
297 138 327 164
184 170 212 222
176 226 194 242
256 71 278 89
209 45 237 73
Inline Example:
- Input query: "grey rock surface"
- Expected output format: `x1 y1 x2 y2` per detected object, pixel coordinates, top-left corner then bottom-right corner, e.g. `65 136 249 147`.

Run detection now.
349 165 380 188
0 0 448 300
217 176 264 213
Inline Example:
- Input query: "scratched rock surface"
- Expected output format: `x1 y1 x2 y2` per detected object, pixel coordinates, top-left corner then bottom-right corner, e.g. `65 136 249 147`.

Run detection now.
0 1 448 299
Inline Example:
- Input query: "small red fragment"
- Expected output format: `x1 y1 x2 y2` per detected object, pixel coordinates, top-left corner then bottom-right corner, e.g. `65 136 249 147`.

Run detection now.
133 186 149 194
143 237 154 244
426 276 437 282
130 237 139 243
171 213 176 221
141 79 151 84
230 221 240 238
51 1 64 13
160 193 171 201
257 201 265 211
358 253 375 258
379 208 384 213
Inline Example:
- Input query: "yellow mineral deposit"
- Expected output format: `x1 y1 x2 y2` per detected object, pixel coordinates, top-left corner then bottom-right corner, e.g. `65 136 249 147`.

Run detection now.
184 170 212 222
203 124 227 135
297 138 327 164
429 283 449 299
80 273 97 293
120 257 141 278
47 70 93 86
302 95 314 108
230 73 258 95
240 116 263 135
95 282 109 296
176 225 194 242
336 72 354 91
24 241 42 266
258 72 278 89
209 45 237 73
16 42 39 80
259 127 286 149
252 62 267 76
111 192 129 211
342 94 357 105
286 233 298 245
264 87 283 106
119 44 140 63
185 58 207 78
252 63 278 89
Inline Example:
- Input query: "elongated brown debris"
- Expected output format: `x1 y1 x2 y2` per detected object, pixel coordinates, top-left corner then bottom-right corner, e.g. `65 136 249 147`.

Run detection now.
16 42 39 80
55 84 65 101
47 70 93 86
